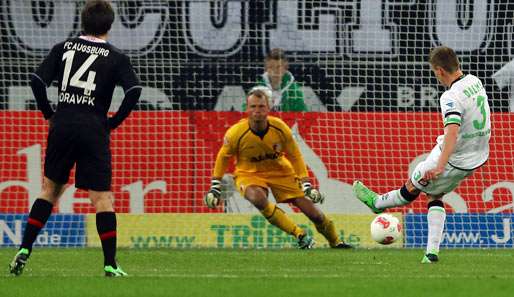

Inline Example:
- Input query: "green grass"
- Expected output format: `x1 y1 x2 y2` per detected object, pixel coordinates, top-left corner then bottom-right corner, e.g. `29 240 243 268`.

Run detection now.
1 248 513 297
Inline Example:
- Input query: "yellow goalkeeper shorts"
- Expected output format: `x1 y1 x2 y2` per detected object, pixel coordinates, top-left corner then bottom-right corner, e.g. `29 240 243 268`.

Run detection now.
234 173 304 203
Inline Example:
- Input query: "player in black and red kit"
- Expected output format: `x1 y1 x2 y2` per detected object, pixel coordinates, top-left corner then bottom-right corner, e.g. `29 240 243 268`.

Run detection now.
9 0 141 277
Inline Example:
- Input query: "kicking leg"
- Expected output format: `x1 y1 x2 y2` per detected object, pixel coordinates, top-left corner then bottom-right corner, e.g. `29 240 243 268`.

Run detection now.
375 179 421 209
353 179 420 213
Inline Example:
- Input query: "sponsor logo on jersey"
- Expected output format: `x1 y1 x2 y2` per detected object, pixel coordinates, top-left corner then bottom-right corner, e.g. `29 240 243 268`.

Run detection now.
250 152 281 162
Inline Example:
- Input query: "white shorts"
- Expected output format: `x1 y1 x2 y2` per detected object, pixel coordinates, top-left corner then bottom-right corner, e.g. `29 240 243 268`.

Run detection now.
410 145 474 196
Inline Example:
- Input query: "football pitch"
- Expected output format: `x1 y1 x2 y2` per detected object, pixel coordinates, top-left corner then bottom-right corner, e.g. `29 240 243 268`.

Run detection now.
1 248 513 297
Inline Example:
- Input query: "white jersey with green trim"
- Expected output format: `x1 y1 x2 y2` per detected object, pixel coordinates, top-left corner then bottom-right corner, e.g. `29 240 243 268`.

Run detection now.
437 74 491 170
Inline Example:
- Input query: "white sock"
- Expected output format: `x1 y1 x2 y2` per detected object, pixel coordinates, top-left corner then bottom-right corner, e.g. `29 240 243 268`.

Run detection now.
374 189 410 209
426 206 446 254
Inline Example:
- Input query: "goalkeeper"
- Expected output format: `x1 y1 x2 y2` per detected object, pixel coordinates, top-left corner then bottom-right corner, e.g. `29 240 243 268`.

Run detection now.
205 87 352 249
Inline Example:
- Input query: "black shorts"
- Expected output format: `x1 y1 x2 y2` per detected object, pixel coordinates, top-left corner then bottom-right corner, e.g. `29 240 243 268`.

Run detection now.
44 116 112 191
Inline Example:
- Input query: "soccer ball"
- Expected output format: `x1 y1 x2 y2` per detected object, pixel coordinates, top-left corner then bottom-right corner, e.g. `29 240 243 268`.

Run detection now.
370 213 402 245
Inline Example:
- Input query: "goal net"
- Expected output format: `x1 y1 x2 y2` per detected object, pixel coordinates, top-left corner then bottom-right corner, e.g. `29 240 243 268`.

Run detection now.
1 0 513 249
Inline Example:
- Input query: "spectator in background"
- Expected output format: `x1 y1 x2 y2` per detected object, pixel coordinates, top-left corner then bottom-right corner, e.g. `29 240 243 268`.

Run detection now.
244 48 308 111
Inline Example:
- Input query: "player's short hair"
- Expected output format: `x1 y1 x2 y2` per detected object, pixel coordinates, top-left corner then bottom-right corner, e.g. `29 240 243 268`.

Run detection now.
429 46 460 73
81 0 115 36
266 48 287 62
249 86 272 100
247 86 271 107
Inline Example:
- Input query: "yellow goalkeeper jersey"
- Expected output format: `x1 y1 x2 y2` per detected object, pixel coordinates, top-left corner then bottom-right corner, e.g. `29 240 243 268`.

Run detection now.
213 116 308 179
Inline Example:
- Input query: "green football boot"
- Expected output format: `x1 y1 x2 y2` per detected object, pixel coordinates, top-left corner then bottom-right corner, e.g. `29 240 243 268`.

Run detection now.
9 248 30 276
352 181 383 214
421 251 439 264
104 265 128 277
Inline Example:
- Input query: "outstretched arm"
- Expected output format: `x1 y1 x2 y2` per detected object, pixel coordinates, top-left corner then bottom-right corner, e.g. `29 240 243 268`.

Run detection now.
284 134 309 179
212 145 232 180
205 135 235 209
284 129 324 203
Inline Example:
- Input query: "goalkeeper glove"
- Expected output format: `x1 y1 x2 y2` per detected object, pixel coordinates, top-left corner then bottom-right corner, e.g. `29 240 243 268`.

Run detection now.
204 179 222 209
302 181 325 204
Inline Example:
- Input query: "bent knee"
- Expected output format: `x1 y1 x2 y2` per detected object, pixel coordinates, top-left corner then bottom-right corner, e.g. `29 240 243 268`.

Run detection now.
244 186 268 209
90 191 114 212
40 177 65 203
405 180 421 195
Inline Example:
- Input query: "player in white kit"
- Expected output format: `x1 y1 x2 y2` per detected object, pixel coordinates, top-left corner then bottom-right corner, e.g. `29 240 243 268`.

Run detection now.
353 46 491 263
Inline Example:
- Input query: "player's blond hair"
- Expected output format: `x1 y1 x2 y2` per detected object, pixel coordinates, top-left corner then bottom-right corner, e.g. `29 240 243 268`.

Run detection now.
429 46 460 73
246 89 270 108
